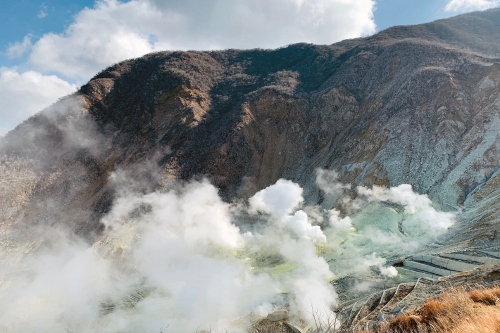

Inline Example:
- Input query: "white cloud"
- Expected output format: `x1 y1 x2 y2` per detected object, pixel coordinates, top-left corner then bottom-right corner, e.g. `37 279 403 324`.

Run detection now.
7 35 32 58
445 0 500 11
0 68 77 136
38 3 48 18
29 0 161 80
26 0 376 80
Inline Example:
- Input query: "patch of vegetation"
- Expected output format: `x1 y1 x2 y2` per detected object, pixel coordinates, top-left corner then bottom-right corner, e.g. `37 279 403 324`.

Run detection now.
362 285 500 333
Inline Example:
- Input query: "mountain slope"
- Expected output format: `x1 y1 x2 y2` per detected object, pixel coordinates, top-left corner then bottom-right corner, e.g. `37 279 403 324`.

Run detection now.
2 8 500 259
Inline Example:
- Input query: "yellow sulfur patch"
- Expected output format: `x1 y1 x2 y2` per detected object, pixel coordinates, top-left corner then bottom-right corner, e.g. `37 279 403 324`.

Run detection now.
316 244 333 255
269 262 299 276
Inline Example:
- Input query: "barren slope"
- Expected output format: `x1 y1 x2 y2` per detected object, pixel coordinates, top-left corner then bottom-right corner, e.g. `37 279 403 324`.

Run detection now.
2 9 500 251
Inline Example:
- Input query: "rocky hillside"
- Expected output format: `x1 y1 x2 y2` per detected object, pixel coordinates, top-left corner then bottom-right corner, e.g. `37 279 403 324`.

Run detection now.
3 9 500 244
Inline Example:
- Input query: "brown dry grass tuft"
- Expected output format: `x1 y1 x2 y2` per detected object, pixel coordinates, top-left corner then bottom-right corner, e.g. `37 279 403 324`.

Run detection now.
468 286 500 305
366 285 500 333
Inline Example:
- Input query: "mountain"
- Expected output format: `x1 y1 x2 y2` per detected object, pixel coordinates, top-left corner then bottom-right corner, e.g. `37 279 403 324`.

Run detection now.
2 8 500 332
4 8 500 239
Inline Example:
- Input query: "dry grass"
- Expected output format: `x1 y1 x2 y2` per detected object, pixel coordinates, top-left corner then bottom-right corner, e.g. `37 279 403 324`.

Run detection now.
468 286 500 305
365 285 500 333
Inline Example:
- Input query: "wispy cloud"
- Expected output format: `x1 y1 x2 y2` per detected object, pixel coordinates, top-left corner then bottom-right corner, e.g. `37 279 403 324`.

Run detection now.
37 3 48 18
445 0 500 12
6 35 32 58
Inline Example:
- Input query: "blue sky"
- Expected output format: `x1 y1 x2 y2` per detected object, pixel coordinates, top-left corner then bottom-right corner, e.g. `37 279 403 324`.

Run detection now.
0 1 93 59
0 0 498 135
374 0 455 31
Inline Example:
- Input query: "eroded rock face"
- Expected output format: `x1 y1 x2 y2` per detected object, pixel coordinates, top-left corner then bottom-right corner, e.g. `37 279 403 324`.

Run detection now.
2 8 500 241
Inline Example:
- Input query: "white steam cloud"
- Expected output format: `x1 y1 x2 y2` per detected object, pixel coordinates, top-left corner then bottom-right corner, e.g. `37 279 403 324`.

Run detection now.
357 184 455 235
445 0 500 12
249 179 304 219
0 166 456 332
318 170 455 279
